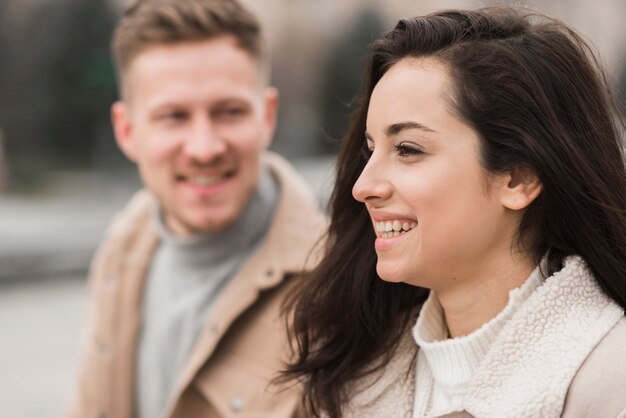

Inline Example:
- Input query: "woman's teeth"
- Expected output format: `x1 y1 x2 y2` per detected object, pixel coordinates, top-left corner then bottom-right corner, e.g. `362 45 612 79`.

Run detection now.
375 220 417 238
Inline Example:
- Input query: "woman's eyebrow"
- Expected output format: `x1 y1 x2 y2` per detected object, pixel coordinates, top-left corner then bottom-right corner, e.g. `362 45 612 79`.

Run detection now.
365 121 436 142
385 121 437 136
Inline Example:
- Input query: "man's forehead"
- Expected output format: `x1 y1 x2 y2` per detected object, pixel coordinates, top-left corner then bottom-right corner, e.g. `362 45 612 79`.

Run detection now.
121 37 266 105
122 36 265 88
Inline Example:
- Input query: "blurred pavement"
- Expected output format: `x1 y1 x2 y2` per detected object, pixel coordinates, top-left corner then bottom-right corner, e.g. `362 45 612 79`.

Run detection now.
0 276 87 418
0 156 335 418
0 170 142 283
0 156 335 283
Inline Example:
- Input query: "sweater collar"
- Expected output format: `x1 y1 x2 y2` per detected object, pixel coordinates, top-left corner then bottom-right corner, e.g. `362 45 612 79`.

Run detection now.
246 152 327 288
413 263 544 389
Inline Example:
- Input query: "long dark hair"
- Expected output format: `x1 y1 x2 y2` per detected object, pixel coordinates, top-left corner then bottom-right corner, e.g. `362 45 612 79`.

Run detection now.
284 7 626 418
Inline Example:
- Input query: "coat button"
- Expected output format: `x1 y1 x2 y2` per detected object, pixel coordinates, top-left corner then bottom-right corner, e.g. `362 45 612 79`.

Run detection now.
229 396 245 412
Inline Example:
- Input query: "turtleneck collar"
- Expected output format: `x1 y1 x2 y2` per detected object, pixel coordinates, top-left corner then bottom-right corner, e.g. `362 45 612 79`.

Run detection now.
151 165 279 267
413 260 545 387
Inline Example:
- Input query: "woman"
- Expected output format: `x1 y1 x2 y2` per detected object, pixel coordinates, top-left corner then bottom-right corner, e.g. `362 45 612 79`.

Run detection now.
284 7 626 418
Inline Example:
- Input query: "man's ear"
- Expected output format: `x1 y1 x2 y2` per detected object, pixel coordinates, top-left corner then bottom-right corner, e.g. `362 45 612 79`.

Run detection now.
499 167 543 210
111 101 138 163
261 86 279 148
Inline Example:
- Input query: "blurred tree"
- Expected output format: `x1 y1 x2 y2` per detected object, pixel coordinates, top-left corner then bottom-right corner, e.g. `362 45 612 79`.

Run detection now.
0 0 119 187
37 0 119 168
316 7 385 154
0 1 17 188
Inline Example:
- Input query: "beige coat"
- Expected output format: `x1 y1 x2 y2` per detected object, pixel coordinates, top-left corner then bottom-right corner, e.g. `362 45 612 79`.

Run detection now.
300 319 626 418
67 153 327 418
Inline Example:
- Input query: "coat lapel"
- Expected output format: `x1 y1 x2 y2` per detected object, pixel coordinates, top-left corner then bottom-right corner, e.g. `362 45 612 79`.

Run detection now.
162 152 327 417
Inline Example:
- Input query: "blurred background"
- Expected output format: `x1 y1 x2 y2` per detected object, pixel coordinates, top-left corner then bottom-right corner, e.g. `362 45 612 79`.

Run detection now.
0 0 624 417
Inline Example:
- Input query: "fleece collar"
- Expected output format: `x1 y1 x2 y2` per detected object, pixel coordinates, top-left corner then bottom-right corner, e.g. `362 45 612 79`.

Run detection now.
462 256 623 418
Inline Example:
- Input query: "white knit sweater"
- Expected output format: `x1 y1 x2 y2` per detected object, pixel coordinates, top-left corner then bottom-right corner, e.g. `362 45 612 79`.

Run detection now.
341 256 624 418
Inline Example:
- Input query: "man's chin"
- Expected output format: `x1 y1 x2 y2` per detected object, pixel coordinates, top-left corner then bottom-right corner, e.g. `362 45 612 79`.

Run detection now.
165 210 239 236
189 214 238 234
194 219 236 234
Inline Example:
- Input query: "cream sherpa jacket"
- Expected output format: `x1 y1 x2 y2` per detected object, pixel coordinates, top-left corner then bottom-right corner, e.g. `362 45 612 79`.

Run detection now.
341 256 626 418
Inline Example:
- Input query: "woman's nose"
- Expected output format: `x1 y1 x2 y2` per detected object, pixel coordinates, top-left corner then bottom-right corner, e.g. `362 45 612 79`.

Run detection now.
352 156 392 204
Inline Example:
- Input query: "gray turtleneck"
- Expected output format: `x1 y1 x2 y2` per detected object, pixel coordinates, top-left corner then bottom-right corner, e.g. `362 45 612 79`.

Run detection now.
136 167 279 418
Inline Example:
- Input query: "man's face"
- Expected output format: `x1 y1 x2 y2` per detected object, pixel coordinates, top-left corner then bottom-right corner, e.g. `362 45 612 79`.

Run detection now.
112 36 277 236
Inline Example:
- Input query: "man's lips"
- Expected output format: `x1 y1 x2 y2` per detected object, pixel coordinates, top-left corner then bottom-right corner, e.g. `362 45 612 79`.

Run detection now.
175 169 236 186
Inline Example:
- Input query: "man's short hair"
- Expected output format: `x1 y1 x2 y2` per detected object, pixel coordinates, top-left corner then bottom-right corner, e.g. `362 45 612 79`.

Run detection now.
111 0 265 92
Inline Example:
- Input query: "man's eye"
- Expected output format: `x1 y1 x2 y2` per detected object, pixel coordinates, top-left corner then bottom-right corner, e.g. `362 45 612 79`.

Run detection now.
393 143 424 158
226 108 245 115
216 107 247 119
161 111 187 121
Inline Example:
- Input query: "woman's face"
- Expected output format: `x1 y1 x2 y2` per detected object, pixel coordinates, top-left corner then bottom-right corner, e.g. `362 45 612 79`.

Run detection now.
353 57 522 291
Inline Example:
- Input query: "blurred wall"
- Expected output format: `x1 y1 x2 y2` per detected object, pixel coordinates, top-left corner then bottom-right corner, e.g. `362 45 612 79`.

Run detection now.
1 0 624 190
245 0 626 157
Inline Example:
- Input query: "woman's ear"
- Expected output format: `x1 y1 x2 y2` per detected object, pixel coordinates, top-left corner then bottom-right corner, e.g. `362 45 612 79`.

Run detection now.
499 167 543 210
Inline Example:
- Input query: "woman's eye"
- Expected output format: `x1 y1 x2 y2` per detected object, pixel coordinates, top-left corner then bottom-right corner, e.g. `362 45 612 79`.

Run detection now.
393 143 423 158
361 144 373 161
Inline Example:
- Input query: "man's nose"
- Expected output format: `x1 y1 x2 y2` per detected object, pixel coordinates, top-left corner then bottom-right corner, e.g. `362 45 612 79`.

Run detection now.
183 117 227 162
352 155 392 204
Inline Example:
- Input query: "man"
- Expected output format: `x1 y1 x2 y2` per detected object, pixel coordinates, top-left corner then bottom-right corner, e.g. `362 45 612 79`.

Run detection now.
67 1 326 417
